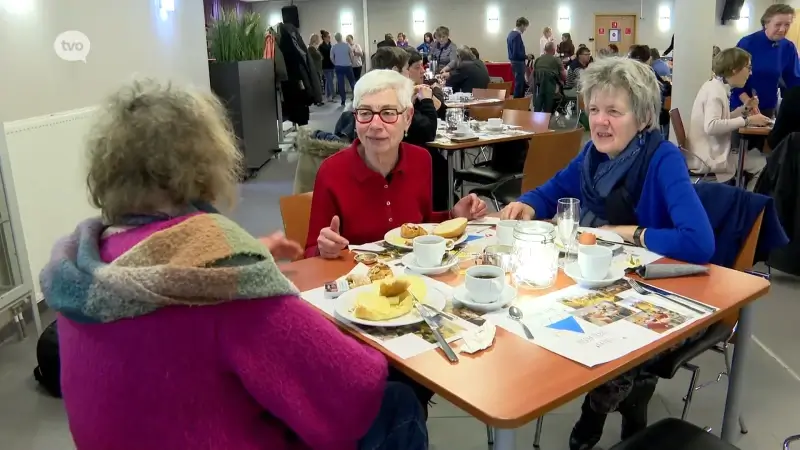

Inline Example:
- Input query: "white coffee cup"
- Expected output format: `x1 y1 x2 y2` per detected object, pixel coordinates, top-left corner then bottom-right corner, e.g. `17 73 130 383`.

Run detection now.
577 245 613 280
456 123 470 135
413 235 454 268
497 220 517 246
487 118 503 128
465 265 505 303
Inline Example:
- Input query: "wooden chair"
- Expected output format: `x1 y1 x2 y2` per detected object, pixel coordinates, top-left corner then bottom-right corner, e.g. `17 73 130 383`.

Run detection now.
503 96 532 111
468 105 504 120
487 81 513 96
278 192 313 251
663 96 672 111
670 108 727 183
502 110 551 133
471 88 507 100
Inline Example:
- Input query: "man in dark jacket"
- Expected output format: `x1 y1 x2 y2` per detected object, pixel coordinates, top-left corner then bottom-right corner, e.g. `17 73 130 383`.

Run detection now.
377 33 396 48
444 46 491 93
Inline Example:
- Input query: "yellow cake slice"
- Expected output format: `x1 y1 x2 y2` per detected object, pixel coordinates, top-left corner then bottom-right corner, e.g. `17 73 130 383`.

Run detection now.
352 276 428 321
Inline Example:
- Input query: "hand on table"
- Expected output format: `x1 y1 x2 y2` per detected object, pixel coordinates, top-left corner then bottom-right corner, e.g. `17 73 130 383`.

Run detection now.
747 113 770 127
500 202 534 220
259 232 303 261
317 215 349 259
452 193 488 220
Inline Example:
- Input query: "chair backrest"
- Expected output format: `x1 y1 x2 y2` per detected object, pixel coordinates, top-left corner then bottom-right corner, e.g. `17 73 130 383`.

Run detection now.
663 96 672 111
503 96 532 111
472 88 507 100
669 108 687 149
279 192 313 250
732 210 764 271
469 105 504 120
502 110 551 133
520 128 584 192
578 96 585 112
487 81 513 96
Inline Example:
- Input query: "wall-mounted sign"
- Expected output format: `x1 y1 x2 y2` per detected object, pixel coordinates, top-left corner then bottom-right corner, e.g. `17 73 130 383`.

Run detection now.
598 27 606 35
624 27 632 35
611 21 619 28
609 28 621 43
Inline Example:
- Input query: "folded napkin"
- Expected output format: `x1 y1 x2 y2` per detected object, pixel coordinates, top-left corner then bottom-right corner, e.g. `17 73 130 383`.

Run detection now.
627 263 709 280
468 217 501 226
349 243 386 253
458 320 496 354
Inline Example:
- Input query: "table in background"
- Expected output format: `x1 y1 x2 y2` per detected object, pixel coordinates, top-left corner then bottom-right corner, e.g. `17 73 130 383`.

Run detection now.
444 98 504 109
736 126 771 187
280 254 770 450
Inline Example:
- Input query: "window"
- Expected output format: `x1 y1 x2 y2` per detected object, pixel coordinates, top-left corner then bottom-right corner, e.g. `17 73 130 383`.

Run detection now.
268 13 282 27
340 11 355 37
487 6 500 33
737 3 750 31
413 9 426 36
658 4 671 32
558 6 571 33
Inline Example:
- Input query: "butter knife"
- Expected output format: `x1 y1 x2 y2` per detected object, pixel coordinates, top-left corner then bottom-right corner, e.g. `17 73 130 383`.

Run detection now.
413 298 459 363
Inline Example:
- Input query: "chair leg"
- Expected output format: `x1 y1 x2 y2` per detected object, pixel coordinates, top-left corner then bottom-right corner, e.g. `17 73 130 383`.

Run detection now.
723 346 749 434
486 424 494 446
533 416 544 448
681 363 701 421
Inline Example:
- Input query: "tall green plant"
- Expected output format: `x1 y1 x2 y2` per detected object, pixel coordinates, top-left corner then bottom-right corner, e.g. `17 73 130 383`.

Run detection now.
208 9 266 63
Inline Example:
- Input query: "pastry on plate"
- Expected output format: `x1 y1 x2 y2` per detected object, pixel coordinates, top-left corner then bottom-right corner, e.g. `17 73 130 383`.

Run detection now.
433 217 468 239
346 274 371 288
353 277 427 321
400 223 428 239
366 263 393 282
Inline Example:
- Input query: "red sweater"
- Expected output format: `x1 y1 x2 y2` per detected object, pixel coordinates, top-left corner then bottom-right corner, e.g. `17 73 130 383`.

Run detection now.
305 140 450 257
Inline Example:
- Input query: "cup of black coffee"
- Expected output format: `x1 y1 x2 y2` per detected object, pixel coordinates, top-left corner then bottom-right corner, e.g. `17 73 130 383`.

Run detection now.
465 265 505 303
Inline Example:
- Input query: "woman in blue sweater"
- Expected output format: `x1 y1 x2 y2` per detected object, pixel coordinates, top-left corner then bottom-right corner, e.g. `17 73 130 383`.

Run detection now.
502 56 714 265
503 56 714 449
731 4 800 117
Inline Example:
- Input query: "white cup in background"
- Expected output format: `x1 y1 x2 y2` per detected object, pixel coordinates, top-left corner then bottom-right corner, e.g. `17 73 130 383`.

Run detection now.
456 123 470 135
497 220 517 246
487 118 503 128
413 235 454 268
577 245 613 280
464 265 505 303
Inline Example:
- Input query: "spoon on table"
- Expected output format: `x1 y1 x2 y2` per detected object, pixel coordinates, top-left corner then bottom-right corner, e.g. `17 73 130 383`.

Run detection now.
508 306 534 340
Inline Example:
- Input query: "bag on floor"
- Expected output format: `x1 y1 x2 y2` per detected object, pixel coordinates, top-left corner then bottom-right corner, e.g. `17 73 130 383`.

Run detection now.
33 320 61 398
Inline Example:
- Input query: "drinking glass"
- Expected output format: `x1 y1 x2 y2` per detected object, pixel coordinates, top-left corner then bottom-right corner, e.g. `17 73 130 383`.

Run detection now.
556 198 580 266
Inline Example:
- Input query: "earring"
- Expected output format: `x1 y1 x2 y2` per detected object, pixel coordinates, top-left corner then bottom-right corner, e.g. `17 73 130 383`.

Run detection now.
404 130 408 137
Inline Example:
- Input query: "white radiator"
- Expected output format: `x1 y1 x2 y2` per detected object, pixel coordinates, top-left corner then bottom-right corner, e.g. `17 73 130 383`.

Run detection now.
2 107 99 297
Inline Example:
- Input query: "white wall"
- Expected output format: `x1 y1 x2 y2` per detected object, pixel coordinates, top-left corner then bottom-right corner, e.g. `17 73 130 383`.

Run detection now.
250 0 774 62
0 0 210 123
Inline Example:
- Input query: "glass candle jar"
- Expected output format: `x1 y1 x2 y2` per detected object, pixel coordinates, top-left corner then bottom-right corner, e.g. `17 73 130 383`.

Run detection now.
512 221 559 289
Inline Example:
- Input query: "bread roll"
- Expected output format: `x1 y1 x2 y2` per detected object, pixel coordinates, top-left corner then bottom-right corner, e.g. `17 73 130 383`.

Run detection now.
433 217 468 238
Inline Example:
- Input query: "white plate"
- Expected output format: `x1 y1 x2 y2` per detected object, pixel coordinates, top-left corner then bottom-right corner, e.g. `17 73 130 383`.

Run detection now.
564 262 625 289
401 253 459 275
453 284 515 313
333 279 447 327
384 223 469 250
556 227 624 254
485 125 504 132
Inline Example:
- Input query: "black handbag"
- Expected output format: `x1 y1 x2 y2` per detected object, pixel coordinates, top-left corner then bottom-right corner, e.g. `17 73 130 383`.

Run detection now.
33 320 62 398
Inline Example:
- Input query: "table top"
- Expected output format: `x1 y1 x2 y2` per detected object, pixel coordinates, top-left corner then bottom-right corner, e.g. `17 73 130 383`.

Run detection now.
738 126 771 136
280 253 770 428
427 129 550 150
445 98 504 108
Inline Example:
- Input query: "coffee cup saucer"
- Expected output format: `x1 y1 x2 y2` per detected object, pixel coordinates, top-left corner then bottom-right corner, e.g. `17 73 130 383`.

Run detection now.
453 283 515 313
401 253 459 275
564 262 625 289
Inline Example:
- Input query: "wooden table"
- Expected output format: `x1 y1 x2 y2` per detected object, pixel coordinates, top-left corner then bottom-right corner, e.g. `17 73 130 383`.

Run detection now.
445 98 504 108
735 126 771 188
281 253 770 448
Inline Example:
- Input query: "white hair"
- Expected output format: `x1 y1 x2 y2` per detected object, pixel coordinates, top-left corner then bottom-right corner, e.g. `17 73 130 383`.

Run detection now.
579 57 661 131
334 32 343 42
353 69 414 110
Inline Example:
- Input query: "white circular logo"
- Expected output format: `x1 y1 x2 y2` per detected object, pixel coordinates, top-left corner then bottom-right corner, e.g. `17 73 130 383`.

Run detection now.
54 31 91 62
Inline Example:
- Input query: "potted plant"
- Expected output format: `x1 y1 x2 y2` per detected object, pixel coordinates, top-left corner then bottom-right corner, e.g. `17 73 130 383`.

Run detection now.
208 9 278 176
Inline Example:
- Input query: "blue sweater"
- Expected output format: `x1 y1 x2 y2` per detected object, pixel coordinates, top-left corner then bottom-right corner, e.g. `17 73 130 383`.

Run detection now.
507 30 526 62
731 30 800 110
518 140 715 264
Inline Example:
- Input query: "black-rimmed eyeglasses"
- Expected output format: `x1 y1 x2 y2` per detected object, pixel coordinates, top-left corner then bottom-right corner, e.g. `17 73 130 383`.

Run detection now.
353 108 407 124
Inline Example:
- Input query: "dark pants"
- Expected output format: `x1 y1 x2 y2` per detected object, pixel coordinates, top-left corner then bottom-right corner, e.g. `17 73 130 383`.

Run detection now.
387 366 435 414
510 61 527 98
354 66 363 81
323 69 335 100
357 382 428 450
335 65 357 105
427 148 452 211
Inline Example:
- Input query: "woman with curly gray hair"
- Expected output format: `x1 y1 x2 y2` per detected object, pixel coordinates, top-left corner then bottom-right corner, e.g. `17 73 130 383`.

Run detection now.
501 56 714 450
40 79 428 450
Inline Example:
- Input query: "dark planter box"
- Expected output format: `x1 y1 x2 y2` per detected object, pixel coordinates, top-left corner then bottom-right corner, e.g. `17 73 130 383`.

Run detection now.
209 59 279 173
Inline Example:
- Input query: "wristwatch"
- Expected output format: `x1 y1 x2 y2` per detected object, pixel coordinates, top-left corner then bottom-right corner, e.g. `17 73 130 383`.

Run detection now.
633 227 645 247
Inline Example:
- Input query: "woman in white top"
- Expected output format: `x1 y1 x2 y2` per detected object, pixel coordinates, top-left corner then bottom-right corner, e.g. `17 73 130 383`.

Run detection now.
346 34 364 80
539 27 554 56
687 47 770 188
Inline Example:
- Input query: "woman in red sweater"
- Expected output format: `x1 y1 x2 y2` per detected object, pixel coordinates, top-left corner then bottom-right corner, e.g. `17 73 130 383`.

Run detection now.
306 69 487 258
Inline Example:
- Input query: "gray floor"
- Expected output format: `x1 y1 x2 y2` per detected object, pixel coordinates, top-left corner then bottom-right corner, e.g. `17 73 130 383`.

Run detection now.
1 103 798 449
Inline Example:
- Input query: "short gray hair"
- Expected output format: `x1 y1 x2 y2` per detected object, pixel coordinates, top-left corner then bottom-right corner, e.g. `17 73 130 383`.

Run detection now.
334 32 343 42
353 69 414 110
579 57 661 131
544 42 556 53
456 45 475 62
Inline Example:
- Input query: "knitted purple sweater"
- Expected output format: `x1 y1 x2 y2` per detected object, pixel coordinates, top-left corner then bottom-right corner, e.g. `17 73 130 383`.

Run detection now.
58 216 388 449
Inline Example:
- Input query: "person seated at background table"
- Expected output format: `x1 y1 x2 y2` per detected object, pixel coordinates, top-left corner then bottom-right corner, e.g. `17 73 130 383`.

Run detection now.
649 48 671 78
501 57 714 450
628 45 672 137
405 48 448 119
443 45 491 94
557 32 575 61
417 32 433 56
564 46 592 97
767 85 800 150
607 44 620 56
308 70 487 258
377 33 396 48
688 47 770 188
41 78 428 450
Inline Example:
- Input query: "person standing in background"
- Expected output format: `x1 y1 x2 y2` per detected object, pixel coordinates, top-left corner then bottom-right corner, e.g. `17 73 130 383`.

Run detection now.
507 17 530 98
396 32 409 48
557 33 575 60
430 26 457 72
377 33 396 48
347 34 364 80
319 30 335 102
308 34 325 106
539 26 554 56
731 3 800 119
331 33 356 106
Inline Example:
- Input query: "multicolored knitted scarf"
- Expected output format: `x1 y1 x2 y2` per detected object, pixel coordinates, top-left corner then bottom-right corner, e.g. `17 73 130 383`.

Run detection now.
40 213 299 324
